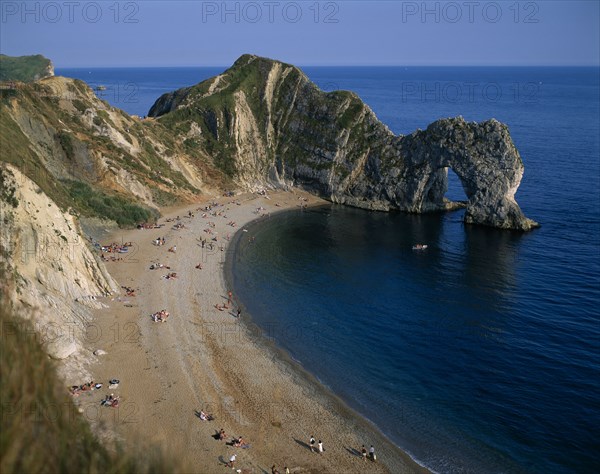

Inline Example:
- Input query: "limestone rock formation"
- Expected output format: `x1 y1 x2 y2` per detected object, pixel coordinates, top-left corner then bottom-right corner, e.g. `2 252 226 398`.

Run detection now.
150 54 538 230
1 165 120 378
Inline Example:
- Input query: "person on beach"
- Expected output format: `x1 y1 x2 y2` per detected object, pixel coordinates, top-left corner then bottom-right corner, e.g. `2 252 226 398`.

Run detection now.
318 440 324 454
219 428 226 440
233 436 245 447
284 467 290 474
369 445 376 462
227 453 236 468
236 308 241 318
271 465 279 474
362 445 367 461
227 291 233 306
309 435 316 452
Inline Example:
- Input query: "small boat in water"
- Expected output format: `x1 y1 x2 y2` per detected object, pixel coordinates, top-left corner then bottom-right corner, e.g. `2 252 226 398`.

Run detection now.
412 244 428 250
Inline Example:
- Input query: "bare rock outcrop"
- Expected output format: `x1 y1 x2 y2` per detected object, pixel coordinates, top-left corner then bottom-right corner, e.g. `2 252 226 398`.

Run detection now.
1 165 120 378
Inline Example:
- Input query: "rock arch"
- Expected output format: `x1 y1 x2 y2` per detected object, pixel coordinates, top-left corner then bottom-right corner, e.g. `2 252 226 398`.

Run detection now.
397 117 539 231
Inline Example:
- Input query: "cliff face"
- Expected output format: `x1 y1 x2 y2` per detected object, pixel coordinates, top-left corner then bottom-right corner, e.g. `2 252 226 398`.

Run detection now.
1 75 227 223
150 54 538 230
0 74 228 378
1 165 120 379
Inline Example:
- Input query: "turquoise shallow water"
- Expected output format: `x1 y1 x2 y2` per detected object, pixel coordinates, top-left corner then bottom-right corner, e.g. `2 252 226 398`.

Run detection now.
59 66 600 473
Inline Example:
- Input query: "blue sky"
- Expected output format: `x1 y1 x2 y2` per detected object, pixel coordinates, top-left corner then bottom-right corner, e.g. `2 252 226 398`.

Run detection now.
1 1 598 67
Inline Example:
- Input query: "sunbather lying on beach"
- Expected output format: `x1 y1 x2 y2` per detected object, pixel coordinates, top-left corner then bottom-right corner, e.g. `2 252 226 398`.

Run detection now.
163 272 178 280
198 410 214 421
150 263 171 270
151 309 170 322
122 286 137 297
69 381 98 395
232 436 251 448
214 303 228 311
195 263 203 269
138 222 163 229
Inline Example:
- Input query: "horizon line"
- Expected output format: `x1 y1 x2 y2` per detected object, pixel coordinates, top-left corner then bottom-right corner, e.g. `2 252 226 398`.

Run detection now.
54 63 600 69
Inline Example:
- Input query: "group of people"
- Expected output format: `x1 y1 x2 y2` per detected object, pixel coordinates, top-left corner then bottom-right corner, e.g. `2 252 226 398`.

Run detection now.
231 435 249 448
70 380 121 409
151 309 170 322
270 465 290 474
149 262 170 270
69 380 101 396
215 292 241 317
153 237 166 246
137 222 163 230
100 393 120 408
101 242 131 253
309 435 376 461
361 444 377 462
309 435 324 454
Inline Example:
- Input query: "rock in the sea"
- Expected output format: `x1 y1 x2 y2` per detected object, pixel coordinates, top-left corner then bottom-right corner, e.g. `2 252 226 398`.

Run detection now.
150 54 538 231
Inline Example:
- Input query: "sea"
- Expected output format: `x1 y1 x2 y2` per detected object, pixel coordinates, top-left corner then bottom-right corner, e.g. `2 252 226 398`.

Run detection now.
57 65 600 473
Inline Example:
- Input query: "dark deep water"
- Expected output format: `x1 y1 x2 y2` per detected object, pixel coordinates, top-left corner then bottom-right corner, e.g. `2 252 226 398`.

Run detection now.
59 66 600 473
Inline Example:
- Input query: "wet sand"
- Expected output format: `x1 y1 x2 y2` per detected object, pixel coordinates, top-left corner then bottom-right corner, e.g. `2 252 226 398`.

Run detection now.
81 190 429 474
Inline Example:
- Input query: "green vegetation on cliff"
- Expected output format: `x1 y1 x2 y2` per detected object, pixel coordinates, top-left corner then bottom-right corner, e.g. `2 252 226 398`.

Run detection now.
0 54 53 82
67 181 158 227
0 301 186 474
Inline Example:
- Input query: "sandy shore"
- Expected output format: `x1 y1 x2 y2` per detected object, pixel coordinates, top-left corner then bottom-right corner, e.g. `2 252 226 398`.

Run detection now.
78 190 428 474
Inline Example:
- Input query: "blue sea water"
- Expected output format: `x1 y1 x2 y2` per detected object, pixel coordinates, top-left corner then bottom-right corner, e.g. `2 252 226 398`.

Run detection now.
58 66 600 473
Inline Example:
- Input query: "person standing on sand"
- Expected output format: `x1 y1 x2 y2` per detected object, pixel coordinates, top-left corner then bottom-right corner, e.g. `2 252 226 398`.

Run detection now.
362 445 367 461
227 453 236 468
369 445 376 462
284 467 290 474
237 308 241 318
271 465 279 474
318 440 324 454
309 435 316 452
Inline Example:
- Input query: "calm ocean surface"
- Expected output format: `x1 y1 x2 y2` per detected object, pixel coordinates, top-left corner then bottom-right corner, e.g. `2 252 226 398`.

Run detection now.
58 66 600 473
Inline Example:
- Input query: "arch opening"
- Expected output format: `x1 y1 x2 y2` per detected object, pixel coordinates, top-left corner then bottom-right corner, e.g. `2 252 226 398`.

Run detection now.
445 167 468 203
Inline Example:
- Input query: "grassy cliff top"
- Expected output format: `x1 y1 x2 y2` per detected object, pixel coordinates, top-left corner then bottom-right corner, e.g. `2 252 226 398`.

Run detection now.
0 54 54 82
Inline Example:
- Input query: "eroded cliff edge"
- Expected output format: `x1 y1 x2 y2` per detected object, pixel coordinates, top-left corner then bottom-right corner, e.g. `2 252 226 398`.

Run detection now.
150 54 538 230
0 165 120 380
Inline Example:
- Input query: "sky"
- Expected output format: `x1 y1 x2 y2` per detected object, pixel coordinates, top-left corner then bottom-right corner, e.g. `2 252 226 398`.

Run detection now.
1 1 599 67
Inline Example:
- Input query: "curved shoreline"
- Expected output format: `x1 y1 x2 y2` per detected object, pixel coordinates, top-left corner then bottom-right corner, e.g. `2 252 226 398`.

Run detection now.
224 206 433 472
84 190 429 474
